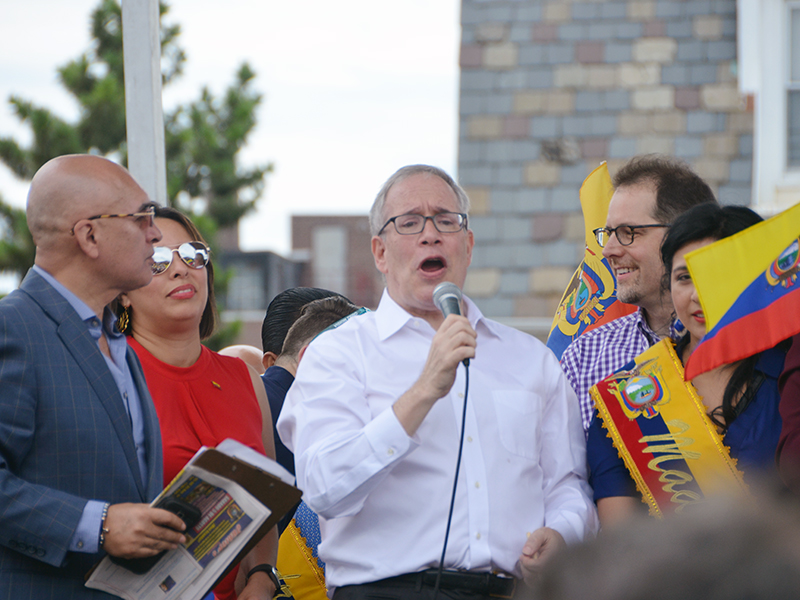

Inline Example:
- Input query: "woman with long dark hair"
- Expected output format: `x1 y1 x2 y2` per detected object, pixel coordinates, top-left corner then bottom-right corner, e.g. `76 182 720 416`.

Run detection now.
589 203 786 527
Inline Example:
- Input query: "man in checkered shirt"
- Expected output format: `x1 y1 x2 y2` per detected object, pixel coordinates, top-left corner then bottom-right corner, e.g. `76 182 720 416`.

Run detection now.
560 155 717 434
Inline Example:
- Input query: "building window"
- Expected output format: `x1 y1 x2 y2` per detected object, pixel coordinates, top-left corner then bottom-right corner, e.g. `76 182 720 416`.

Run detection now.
312 226 347 295
228 263 264 311
788 4 800 166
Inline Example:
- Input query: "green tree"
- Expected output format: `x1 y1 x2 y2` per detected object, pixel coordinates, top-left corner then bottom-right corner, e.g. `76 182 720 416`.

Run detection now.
0 0 270 347
0 196 35 275
0 0 270 264
167 63 269 230
0 0 184 180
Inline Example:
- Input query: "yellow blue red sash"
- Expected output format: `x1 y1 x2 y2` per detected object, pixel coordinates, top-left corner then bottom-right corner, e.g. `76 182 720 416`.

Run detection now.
277 502 327 600
590 339 748 516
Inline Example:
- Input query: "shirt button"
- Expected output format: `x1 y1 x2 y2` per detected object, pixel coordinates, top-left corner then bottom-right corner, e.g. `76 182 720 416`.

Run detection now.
91 319 100 327
77 540 84 549
476 532 481 540
387 448 395 456
467 436 473 443
458 393 464 398
123 392 128 399
474 481 480 488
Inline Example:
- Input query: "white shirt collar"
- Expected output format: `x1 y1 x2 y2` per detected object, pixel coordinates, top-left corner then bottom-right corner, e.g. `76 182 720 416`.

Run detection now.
374 288 502 341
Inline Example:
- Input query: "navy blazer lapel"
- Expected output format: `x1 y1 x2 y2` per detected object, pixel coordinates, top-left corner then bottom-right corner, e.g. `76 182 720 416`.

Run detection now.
19 270 147 500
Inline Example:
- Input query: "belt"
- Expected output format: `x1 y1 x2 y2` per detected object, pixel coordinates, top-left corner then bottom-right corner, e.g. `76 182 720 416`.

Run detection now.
387 569 517 598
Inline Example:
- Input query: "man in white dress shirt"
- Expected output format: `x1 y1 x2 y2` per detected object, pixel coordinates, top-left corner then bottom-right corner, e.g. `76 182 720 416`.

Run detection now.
277 165 597 600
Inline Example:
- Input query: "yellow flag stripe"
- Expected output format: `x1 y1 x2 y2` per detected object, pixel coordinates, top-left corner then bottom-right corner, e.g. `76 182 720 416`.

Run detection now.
685 202 800 332
580 161 614 250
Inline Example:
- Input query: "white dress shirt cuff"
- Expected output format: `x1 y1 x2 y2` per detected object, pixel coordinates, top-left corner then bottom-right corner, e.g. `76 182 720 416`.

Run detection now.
364 406 418 465
547 509 595 545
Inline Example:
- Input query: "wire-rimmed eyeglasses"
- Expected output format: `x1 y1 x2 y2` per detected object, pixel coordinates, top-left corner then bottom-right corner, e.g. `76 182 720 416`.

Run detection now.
378 212 468 236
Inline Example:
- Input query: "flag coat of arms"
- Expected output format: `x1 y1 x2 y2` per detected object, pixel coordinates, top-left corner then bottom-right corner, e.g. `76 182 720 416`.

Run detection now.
684 201 800 380
546 162 635 359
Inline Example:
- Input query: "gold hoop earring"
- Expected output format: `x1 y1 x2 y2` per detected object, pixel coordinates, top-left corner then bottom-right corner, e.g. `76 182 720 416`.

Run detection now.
118 306 130 333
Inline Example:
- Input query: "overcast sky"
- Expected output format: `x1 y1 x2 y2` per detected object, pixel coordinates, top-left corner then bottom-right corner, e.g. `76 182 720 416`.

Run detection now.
0 0 460 255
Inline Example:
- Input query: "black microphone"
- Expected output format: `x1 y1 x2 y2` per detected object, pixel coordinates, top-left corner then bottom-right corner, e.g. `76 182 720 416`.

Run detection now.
432 282 469 366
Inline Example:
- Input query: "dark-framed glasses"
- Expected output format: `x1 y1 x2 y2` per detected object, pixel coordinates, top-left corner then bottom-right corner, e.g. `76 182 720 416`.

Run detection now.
378 212 468 236
151 242 211 275
593 224 669 248
70 204 156 235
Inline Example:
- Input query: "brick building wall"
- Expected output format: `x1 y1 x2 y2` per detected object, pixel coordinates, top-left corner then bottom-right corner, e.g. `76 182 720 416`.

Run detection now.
458 0 752 325
292 215 384 310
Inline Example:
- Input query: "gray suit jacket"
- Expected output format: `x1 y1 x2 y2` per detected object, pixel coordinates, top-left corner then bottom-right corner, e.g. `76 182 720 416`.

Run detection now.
0 270 163 599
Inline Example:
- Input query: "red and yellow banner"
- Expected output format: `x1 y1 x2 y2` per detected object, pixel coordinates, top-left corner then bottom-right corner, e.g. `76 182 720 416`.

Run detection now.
590 339 748 517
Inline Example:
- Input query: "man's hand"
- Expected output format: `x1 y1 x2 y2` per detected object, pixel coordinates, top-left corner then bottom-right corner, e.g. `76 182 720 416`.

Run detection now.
102 503 187 559
418 314 477 399
519 527 566 587
393 314 476 436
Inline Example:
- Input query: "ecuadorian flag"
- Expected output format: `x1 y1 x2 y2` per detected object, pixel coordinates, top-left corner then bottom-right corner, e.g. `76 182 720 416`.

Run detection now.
684 201 800 380
546 162 635 359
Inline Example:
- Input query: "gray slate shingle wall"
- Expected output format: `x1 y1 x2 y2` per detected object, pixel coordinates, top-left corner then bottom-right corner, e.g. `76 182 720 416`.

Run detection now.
458 0 752 321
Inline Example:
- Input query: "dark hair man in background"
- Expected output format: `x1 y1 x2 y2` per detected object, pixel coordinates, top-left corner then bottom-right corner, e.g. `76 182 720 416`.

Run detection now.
260 287 352 477
281 296 361 370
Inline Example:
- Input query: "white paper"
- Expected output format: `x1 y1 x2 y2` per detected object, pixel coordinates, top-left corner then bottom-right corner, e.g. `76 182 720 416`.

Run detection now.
86 457 271 600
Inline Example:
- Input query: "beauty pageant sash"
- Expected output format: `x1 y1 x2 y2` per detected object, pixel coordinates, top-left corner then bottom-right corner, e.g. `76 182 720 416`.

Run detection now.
590 339 748 517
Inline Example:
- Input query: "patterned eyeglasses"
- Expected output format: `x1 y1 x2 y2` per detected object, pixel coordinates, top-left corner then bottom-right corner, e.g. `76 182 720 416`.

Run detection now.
70 204 157 235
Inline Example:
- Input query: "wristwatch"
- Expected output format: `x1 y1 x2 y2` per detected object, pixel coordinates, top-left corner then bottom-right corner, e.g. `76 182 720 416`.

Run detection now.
246 563 282 597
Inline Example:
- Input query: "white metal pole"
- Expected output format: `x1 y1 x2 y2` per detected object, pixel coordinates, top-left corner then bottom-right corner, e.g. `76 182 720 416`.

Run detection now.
121 0 167 204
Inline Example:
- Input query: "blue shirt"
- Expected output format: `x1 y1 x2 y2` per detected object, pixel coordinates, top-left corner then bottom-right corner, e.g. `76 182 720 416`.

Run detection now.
261 365 296 534
261 365 296 476
33 266 148 553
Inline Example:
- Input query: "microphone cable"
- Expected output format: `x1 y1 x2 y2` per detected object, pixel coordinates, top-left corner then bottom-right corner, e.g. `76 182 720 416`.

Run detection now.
432 362 470 600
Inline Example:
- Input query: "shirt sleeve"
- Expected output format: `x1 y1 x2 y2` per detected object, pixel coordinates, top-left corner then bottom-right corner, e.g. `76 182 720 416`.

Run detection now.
560 340 594 434
276 332 419 519
586 411 637 501
538 351 599 544
69 500 105 553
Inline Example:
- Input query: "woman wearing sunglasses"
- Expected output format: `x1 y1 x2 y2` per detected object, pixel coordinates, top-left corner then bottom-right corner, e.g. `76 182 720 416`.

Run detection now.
115 206 278 600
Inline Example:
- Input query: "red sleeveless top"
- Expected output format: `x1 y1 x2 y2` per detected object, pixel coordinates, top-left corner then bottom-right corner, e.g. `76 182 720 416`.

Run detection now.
129 337 265 600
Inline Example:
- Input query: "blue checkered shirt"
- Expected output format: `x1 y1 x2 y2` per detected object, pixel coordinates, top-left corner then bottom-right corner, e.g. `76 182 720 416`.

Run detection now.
560 309 662 434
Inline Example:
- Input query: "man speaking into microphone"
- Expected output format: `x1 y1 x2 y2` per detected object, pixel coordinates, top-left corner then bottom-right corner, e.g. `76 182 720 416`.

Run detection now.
277 165 597 599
